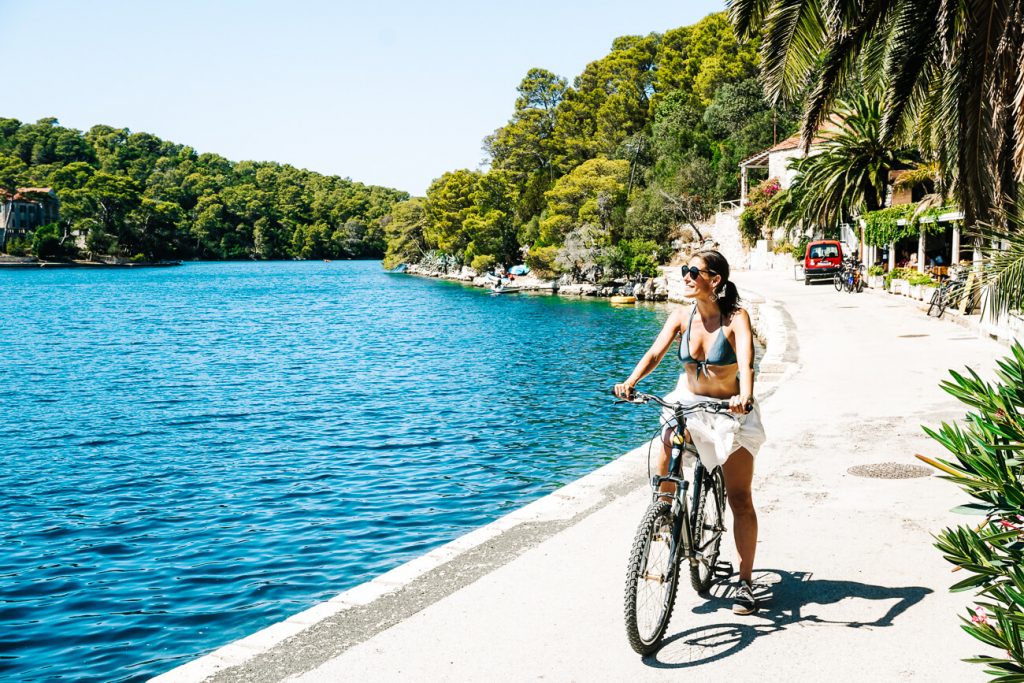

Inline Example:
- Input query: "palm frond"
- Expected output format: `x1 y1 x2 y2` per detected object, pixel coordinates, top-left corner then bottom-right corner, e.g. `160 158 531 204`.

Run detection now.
729 0 771 39
1017 34 1024 182
958 0 1016 227
973 196 1024 318
800 1 893 151
760 0 827 105
880 0 942 143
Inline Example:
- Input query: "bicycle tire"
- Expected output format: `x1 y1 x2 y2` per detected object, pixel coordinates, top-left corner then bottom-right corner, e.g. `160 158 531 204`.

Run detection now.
689 467 726 593
833 273 843 291
624 500 678 655
843 275 854 292
927 287 942 317
855 277 864 293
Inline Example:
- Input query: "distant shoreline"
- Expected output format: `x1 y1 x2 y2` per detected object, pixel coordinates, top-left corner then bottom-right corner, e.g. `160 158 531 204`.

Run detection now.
0 258 183 269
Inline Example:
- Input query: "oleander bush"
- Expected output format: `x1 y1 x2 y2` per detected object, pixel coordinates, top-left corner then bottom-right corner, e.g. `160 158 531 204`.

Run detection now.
918 342 1024 681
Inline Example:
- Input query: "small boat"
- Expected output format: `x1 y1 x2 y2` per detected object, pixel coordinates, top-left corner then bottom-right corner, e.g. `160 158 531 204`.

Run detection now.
610 295 637 304
491 284 523 295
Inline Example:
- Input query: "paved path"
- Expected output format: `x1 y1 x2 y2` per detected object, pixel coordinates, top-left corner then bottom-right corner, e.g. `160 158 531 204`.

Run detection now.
172 270 1008 682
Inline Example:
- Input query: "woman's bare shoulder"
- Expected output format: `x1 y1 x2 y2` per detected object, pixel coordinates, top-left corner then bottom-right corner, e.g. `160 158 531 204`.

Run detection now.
668 304 692 330
727 307 751 329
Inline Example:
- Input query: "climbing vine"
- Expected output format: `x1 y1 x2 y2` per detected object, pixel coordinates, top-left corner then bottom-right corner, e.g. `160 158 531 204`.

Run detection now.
861 205 958 246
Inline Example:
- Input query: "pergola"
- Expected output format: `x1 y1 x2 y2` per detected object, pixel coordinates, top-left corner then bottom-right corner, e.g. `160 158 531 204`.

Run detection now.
738 150 770 206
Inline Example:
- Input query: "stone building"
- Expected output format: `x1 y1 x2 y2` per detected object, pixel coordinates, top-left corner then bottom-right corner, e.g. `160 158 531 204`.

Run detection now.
0 187 60 247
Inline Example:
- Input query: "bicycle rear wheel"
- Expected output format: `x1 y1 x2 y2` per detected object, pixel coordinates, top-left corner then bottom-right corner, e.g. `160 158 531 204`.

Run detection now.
624 500 678 655
833 273 843 291
927 287 943 316
689 467 726 593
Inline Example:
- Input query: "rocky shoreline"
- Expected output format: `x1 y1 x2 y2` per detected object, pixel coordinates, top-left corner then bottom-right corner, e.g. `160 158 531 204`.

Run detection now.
403 263 670 301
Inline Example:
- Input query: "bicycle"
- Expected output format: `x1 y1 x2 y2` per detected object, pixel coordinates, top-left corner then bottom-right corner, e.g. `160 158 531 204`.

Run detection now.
833 257 864 293
927 267 974 317
615 389 744 655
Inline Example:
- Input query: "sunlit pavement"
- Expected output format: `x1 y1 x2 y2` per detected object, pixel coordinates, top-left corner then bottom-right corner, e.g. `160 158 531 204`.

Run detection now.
205 268 1004 682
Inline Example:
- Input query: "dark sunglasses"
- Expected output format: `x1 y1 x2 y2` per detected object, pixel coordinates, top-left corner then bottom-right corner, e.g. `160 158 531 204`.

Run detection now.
682 266 716 280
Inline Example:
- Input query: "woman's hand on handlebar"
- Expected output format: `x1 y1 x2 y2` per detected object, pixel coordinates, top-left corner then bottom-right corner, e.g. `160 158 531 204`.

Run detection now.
613 382 636 399
729 394 753 414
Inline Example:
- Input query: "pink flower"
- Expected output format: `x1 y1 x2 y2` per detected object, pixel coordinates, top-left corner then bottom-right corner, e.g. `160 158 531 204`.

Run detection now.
971 606 989 625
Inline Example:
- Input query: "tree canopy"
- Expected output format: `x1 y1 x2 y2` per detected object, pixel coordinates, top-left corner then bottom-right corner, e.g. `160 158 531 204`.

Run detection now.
387 11 795 281
0 118 408 260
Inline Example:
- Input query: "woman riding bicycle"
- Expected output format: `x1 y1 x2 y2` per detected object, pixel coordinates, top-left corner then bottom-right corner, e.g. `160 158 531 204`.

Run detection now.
613 249 766 615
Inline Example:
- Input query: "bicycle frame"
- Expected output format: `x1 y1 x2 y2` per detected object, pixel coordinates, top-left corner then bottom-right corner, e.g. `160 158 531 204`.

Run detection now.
650 405 722 571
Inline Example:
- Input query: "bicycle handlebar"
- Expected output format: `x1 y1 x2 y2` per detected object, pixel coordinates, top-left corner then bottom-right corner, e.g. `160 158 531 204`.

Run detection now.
611 388 751 414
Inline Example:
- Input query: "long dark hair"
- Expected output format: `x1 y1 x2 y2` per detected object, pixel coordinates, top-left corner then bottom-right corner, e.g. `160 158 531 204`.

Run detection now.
697 250 740 316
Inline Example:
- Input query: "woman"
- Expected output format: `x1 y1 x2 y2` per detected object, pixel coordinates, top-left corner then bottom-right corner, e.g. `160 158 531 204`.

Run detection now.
613 250 766 615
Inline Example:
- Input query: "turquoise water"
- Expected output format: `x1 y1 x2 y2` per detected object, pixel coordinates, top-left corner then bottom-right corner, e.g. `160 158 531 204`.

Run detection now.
0 261 691 681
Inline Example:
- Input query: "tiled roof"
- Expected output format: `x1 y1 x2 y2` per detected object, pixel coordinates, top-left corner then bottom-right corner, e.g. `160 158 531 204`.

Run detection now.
738 120 840 167
2 187 56 202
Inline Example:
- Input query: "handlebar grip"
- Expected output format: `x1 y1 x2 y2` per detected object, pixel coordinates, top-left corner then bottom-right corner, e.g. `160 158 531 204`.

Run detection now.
717 399 754 413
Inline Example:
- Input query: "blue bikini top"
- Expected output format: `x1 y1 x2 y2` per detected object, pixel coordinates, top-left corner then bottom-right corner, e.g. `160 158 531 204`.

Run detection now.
679 305 738 375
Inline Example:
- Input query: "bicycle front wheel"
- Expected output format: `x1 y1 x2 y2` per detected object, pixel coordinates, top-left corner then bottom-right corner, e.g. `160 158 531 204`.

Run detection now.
833 273 843 291
690 467 726 593
624 500 679 655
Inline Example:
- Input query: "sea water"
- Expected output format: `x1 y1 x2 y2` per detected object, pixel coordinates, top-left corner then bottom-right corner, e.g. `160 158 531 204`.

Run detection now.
0 261 719 680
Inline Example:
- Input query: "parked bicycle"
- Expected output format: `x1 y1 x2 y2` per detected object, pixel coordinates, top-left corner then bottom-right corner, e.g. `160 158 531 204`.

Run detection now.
833 257 864 293
615 389 746 655
927 265 975 317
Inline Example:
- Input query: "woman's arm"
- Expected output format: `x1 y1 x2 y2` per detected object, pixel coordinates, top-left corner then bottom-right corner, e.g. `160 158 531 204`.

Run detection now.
730 308 755 413
614 308 683 397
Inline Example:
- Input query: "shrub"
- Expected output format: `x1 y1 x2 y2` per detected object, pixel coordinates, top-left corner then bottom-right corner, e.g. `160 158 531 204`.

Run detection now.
907 271 937 286
32 223 62 260
470 254 496 273
788 237 810 260
4 237 31 256
525 245 561 279
918 343 1024 680
868 264 885 276
738 210 761 247
739 177 782 247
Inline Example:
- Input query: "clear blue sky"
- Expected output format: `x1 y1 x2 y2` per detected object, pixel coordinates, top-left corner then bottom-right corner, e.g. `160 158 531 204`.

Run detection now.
1 0 725 196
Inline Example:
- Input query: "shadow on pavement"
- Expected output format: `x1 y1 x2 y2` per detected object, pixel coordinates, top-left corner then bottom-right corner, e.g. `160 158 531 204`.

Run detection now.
644 568 932 669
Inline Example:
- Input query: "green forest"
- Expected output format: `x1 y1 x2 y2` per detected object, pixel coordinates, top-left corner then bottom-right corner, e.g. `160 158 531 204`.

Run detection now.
0 120 408 260
382 12 796 278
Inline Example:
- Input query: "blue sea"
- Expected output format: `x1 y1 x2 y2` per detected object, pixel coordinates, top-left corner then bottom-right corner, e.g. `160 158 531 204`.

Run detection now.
0 261 691 681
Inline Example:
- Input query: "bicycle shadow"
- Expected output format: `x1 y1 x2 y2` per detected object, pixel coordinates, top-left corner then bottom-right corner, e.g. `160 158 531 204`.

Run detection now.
644 567 932 669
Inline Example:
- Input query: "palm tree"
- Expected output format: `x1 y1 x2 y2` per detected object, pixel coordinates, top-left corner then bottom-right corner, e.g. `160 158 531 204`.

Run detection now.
771 94 916 232
729 0 1023 231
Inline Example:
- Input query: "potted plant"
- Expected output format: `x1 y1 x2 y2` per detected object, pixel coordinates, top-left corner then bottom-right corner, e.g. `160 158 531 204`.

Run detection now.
907 271 937 300
867 264 885 289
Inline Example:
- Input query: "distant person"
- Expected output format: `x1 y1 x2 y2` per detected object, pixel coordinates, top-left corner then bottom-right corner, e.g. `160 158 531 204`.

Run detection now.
614 250 766 615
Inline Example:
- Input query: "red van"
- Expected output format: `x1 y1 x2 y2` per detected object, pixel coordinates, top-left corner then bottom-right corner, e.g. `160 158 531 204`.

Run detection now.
803 240 844 284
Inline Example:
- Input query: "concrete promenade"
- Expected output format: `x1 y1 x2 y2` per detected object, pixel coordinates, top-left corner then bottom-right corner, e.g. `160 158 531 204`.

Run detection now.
162 269 1008 682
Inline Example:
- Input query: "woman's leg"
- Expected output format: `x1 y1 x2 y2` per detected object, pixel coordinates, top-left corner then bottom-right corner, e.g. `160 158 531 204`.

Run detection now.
657 429 674 499
722 447 757 582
